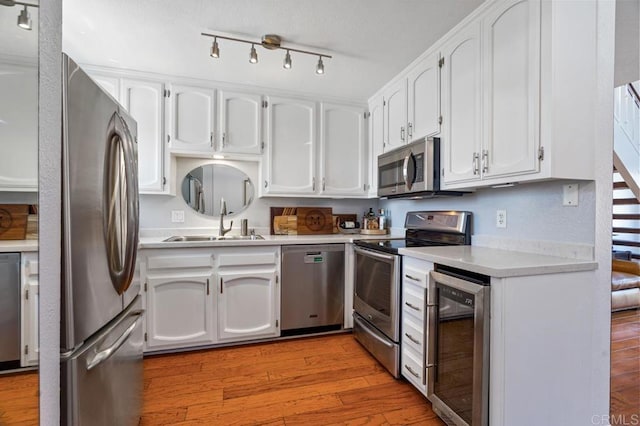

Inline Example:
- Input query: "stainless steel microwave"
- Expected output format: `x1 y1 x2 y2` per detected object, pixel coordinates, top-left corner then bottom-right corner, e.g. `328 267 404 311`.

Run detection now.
378 138 440 198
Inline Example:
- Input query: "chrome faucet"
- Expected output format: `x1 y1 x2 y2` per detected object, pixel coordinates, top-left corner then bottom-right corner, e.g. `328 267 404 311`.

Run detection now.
219 198 233 236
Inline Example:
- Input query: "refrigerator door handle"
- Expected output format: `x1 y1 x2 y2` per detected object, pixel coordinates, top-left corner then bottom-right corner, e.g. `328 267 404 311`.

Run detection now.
86 310 143 371
104 112 140 295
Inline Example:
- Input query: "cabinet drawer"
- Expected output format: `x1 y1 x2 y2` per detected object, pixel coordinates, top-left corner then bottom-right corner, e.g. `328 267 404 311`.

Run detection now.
403 264 427 288
401 345 426 391
402 281 426 322
402 316 424 354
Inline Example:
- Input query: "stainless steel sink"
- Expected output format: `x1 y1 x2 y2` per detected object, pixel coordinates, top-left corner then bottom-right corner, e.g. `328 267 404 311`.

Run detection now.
162 235 264 242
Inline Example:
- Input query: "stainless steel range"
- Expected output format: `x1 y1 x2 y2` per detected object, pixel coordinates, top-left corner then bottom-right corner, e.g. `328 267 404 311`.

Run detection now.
352 211 472 378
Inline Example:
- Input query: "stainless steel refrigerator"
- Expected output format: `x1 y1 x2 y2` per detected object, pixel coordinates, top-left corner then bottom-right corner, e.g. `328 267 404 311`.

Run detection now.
60 54 144 426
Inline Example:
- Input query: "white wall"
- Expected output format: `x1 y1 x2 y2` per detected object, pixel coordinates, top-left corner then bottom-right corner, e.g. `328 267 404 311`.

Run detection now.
614 0 640 87
380 180 596 244
140 157 379 234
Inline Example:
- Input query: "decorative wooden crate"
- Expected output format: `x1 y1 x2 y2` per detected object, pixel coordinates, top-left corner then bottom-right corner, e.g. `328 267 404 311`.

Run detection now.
0 204 29 240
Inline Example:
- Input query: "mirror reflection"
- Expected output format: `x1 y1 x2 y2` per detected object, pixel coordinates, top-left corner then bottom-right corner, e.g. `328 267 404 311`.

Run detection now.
0 0 39 423
181 164 254 217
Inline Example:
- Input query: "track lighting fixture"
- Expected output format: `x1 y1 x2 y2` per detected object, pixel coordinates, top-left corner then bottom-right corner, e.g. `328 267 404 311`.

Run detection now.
316 57 324 75
201 32 331 75
210 37 219 58
0 0 38 31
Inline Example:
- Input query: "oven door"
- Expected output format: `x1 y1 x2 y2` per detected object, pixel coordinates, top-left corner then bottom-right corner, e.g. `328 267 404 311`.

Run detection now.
427 270 490 426
353 246 400 341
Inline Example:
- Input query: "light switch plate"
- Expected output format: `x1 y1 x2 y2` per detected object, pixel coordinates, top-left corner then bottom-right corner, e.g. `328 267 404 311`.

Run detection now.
563 184 579 206
496 209 507 228
171 210 185 223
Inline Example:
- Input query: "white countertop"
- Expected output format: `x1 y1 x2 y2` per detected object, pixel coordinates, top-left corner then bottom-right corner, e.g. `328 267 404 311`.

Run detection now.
399 245 598 278
139 232 403 249
0 240 38 253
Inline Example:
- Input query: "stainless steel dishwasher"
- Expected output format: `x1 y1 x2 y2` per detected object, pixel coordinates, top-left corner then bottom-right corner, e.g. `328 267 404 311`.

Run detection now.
0 253 21 365
281 244 344 333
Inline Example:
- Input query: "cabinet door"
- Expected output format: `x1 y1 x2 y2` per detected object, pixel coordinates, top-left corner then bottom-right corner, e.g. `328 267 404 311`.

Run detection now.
121 79 166 193
219 90 262 154
20 253 38 367
217 271 279 341
146 274 215 350
90 74 120 101
319 103 366 196
407 52 441 141
482 0 541 179
262 96 316 195
383 79 408 151
368 95 384 196
441 23 483 186
0 63 37 191
168 84 215 154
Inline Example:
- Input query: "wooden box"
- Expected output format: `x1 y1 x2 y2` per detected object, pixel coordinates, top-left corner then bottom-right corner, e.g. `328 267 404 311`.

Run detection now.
296 207 334 235
0 204 29 240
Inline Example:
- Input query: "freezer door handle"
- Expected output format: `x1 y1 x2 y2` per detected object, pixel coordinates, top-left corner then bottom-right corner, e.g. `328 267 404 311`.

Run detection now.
86 310 143 371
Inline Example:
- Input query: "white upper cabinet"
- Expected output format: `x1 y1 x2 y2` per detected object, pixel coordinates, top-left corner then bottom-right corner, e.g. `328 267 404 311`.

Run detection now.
262 96 316 195
218 90 263 155
441 23 483 186
407 52 441 142
0 62 37 192
167 84 215 154
91 74 120 100
482 0 540 179
121 78 167 193
319 103 367 196
383 79 408 151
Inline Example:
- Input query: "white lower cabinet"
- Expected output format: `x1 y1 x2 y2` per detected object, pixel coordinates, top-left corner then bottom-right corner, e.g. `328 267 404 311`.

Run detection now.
216 247 280 342
142 249 216 351
20 252 38 367
400 257 433 396
141 246 280 352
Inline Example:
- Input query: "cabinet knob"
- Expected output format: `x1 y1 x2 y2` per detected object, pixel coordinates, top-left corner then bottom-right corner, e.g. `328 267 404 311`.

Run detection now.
400 126 405 142
482 150 489 174
264 180 268 188
408 122 413 138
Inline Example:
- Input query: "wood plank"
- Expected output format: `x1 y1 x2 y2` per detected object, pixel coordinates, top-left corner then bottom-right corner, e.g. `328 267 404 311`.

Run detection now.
613 227 640 235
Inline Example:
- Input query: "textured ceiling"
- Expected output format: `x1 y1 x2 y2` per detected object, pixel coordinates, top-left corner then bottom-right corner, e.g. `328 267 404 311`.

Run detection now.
15 0 484 102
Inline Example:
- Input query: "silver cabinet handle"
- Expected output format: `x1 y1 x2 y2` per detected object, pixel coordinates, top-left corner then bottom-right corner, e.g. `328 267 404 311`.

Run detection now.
405 274 421 282
482 149 489 174
206 278 210 295
222 132 226 147
405 365 420 379
86 311 143 371
209 132 213 147
404 332 420 345
322 177 326 191
264 180 268 188
408 122 413 138
312 177 316 192
405 301 421 312
400 126 405 142
473 152 480 175
220 277 223 294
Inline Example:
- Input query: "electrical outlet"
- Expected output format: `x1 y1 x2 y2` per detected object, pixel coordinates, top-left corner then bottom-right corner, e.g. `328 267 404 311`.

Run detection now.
563 183 579 206
496 209 507 228
171 210 185 223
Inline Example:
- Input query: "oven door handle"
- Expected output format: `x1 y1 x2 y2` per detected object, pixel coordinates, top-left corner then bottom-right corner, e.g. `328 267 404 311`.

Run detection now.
353 245 397 262
354 315 394 348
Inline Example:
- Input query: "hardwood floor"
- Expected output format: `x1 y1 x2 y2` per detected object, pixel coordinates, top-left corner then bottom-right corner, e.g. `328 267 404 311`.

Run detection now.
141 333 445 425
610 309 640 421
0 370 38 426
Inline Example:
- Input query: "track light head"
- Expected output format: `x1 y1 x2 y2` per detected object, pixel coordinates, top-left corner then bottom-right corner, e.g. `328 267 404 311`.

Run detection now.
316 56 324 75
17 5 31 30
283 50 292 69
210 38 219 58
249 44 258 64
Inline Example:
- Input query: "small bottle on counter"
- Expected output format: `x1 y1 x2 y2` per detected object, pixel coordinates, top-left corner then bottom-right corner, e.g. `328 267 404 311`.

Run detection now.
378 209 386 231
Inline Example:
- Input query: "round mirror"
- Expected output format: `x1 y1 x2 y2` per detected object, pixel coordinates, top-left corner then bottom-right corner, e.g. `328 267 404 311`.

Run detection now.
181 164 254 216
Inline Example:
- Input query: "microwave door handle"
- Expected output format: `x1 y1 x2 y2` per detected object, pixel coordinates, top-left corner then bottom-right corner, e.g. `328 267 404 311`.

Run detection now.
402 154 412 190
